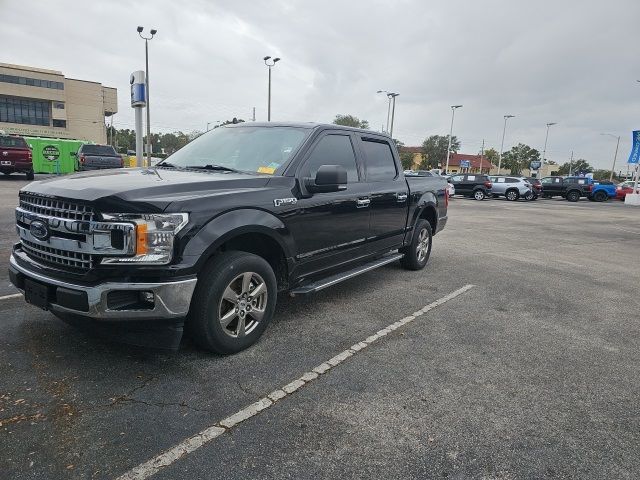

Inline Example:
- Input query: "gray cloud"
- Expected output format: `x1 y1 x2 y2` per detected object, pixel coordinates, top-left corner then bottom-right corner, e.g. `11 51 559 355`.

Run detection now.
2 0 639 169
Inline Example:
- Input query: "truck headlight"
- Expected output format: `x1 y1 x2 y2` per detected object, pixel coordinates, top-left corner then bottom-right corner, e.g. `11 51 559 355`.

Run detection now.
101 213 189 265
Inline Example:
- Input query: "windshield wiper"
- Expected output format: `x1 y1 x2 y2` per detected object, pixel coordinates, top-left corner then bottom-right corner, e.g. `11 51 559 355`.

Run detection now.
156 162 179 169
185 164 240 173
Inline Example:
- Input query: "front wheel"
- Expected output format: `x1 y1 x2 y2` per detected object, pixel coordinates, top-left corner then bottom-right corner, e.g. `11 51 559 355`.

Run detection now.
400 220 432 271
593 191 607 202
524 191 535 201
188 251 277 354
505 189 519 201
473 189 486 201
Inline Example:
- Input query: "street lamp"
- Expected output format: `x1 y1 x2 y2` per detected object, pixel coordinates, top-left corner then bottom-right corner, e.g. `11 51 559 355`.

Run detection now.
600 133 621 181
540 122 557 174
138 26 157 167
497 115 515 175
377 90 392 133
388 93 399 138
263 56 280 121
444 105 463 174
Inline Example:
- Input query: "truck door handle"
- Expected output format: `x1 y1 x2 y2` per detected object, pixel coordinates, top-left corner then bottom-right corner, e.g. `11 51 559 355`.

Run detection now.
396 192 408 202
356 197 371 207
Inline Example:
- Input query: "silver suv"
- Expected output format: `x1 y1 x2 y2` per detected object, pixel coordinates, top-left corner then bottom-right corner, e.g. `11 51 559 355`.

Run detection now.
488 176 532 201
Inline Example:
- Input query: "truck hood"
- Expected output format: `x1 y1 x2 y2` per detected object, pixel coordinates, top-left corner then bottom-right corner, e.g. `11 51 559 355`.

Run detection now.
21 167 273 213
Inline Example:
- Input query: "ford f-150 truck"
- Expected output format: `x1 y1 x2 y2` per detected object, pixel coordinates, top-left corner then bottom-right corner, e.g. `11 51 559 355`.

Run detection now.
9 123 448 353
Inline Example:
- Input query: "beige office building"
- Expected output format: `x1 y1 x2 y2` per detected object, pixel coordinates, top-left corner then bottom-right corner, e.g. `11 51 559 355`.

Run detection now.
0 63 117 144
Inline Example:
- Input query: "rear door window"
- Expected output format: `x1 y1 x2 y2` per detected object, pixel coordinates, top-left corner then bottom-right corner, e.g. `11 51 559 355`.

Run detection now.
0 136 28 148
81 145 118 156
361 139 398 181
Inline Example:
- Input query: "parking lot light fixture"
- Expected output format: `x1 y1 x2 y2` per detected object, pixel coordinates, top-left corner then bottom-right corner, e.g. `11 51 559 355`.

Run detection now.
445 105 463 174
137 26 157 167
541 122 557 173
377 90 392 132
600 133 620 181
498 115 515 175
264 56 281 121
388 93 399 138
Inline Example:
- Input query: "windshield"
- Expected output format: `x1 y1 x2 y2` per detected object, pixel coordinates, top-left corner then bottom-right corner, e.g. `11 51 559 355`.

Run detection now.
162 126 309 175
82 144 118 156
0 136 28 148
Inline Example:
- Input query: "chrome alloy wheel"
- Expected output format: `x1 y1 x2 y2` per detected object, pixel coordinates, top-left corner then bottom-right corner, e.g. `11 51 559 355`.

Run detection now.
506 190 518 201
218 272 268 338
416 228 430 263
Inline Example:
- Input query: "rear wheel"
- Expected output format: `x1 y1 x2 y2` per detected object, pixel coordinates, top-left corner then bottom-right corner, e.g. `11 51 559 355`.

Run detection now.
188 251 277 354
593 191 607 202
566 190 580 202
505 189 519 201
473 189 486 201
400 220 432 271
524 190 535 201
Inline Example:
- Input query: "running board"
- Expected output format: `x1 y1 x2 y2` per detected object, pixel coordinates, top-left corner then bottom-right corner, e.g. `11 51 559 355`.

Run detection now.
289 253 404 296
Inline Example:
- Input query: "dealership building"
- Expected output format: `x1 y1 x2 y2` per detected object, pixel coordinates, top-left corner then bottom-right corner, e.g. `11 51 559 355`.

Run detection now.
0 63 117 144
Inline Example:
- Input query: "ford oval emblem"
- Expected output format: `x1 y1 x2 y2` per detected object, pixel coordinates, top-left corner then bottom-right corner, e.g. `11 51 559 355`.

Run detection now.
30 220 50 241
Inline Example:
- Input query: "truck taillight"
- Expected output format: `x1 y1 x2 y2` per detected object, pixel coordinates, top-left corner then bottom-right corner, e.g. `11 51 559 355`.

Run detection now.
484 181 492 188
585 185 592 191
80 155 85 164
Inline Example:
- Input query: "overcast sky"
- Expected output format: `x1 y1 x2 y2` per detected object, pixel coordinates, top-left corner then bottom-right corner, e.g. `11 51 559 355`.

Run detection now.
2 0 639 169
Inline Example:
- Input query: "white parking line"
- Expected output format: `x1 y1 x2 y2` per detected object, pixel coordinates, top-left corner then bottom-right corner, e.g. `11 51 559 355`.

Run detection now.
0 293 22 301
115 284 475 480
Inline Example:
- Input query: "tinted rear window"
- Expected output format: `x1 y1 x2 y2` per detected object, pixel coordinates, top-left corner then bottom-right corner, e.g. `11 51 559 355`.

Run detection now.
0 136 28 148
361 139 397 181
81 145 118 156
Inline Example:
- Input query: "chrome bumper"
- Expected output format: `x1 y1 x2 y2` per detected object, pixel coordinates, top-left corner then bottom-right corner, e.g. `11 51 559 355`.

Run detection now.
9 254 197 320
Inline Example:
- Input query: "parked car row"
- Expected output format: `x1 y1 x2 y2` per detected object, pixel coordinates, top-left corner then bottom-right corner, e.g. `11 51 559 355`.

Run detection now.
0 133 123 180
443 172 635 203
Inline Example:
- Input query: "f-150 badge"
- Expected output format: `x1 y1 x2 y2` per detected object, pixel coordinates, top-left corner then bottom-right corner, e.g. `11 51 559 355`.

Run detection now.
273 198 297 207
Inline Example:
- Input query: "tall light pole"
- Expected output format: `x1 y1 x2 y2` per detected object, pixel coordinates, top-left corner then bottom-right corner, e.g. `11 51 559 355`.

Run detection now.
540 122 556 176
263 56 280 121
137 26 157 167
377 90 392 132
600 133 620 181
445 105 463 174
497 115 515 175
388 93 399 138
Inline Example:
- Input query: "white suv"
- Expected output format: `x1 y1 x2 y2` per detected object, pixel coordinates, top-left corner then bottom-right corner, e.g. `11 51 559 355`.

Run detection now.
488 176 533 201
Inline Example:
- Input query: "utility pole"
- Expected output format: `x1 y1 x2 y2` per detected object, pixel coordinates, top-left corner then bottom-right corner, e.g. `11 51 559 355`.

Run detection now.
389 93 399 138
252 107 256 121
445 105 463 174
480 139 485 174
137 26 157 167
498 115 515 175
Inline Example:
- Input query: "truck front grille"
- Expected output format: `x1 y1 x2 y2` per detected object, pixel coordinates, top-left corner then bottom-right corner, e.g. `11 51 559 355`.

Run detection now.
19 192 95 222
21 239 93 272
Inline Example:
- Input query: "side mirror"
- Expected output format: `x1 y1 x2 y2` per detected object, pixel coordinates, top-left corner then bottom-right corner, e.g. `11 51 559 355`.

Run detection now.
306 165 347 193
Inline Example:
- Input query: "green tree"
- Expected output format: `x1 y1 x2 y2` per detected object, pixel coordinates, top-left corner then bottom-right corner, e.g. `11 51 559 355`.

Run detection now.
483 147 499 168
421 135 460 169
332 114 369 129
501 143 541 175
399 151 415 170
557 159 592 175
591 169 617 180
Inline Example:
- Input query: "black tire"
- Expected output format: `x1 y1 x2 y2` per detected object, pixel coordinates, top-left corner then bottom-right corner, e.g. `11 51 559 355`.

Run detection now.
400 220 432 271
566 190 580 202
505 189 519 201
473 189 486 201
593 191 607 202
26 170 34 181
524 191 534 201
188 251 277 354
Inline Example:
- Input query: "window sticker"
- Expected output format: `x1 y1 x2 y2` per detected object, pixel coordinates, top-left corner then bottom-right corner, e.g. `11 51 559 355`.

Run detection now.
257 166 276 174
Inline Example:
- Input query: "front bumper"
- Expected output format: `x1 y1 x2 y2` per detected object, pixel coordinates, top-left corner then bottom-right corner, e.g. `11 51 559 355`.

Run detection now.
9 253 197 320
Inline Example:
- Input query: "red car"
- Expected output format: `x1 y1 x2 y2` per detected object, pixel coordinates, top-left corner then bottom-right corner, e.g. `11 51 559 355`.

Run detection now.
615 181 640 200
0 134 34 180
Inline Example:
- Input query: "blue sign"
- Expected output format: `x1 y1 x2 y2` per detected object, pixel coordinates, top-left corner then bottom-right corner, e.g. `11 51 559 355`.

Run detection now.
460 160 470 168
628 130 640 164
530 161 542 170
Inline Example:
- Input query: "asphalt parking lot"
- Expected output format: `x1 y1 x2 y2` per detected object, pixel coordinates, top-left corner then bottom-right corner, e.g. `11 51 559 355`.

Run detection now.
1 177 639 479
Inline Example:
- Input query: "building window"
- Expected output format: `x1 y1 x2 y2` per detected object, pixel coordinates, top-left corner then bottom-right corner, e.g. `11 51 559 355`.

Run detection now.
52 119 67 128
53 102 65 109
0 95 51 126
0 73 64 90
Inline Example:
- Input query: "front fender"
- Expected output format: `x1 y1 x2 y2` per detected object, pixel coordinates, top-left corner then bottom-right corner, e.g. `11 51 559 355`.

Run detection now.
182 208 295 266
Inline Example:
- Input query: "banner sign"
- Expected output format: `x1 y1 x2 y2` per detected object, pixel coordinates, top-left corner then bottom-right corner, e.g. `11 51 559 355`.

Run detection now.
460 160 470 168
628 130 640 164
530 161 542 170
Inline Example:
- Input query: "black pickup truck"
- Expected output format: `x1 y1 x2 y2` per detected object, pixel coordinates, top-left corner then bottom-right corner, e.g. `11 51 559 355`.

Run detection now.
9 123 448 353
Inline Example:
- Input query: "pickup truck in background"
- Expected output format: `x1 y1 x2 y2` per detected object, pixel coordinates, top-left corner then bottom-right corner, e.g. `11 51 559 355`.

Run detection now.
9 123 448 354
0 134 34 180
75 143 123 171
588 180 617 202
540 176 592 202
